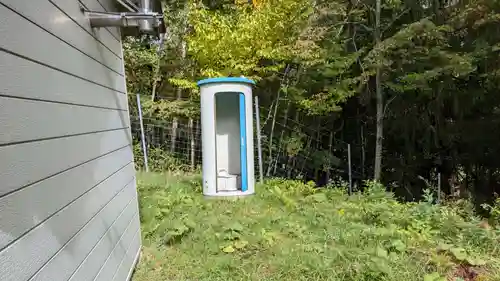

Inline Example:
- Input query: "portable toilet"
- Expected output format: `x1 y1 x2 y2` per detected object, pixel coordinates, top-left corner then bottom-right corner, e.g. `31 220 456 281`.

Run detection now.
197 77 256 197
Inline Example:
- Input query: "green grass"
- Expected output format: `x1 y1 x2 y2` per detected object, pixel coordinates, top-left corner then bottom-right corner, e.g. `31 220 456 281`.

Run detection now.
132 172 500 281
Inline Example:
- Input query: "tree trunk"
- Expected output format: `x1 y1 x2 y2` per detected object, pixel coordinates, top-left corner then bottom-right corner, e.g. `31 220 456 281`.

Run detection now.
326 132 333 185
170 106 179 153
300 136 313 176
361 123 365 179
150 42 162 101
315 122 322 182
262 97 275 127
151 74 158 102
170 39 187 153
266 96 279 177
373 0 383 181
266 64 290 176
273 101 290 175
287 111 300 178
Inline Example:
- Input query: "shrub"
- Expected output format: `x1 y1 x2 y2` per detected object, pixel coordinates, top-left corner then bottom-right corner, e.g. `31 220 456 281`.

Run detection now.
134 173 500 281
133 142 191 172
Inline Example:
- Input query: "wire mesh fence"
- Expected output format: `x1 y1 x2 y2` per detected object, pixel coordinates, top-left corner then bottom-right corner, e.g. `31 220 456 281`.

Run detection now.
130 116 202 172
130 96 361 187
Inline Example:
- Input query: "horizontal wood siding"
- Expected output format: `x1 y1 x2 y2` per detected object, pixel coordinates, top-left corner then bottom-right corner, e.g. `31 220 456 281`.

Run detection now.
0 146 133 249
0 4 125 92
0 52 127 110
0 0 141 281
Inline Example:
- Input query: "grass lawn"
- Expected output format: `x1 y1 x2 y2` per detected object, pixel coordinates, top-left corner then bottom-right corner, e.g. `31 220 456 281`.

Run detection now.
132 172 500 281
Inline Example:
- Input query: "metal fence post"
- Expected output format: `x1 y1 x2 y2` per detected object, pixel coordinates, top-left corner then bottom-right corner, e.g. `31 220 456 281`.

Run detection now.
348 143 352 195
254 96 264 183
136 93 149 172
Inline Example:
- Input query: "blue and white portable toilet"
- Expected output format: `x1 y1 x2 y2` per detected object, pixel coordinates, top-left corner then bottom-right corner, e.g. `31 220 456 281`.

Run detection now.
197 77 256 197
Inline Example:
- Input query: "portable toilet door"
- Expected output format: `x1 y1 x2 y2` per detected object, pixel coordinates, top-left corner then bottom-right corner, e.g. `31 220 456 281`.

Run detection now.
197 77 256 197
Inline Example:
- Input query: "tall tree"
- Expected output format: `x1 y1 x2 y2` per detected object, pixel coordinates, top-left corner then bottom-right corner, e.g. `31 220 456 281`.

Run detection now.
124 0 500 204
374 0 383 181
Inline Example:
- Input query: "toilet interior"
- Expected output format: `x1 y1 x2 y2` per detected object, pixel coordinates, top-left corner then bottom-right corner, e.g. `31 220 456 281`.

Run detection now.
214 92 242 192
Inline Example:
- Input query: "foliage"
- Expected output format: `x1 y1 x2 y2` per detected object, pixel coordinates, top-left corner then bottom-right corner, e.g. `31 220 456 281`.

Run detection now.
125 0 500 207
123 1 500 279
188 0 323 79
123 37 161 97
284 132 305 157
133 142 193 172
482 197 500 225
133 172 500 281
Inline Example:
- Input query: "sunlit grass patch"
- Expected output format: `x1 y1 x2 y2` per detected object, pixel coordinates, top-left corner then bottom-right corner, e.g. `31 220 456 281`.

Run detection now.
132 173 500 281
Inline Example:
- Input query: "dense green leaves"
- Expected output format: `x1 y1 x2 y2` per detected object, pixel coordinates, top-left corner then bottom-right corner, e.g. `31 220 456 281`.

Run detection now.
125 0 500 203
188 0 321 79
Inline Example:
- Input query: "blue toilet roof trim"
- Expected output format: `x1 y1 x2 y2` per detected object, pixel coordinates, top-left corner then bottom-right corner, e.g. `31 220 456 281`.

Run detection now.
197 77 256 86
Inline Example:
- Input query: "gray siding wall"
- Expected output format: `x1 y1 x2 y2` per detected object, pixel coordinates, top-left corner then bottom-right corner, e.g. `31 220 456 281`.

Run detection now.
0 0 141 281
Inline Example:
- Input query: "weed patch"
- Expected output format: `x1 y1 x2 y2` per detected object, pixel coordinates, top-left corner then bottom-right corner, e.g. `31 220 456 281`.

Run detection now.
132 173 500 281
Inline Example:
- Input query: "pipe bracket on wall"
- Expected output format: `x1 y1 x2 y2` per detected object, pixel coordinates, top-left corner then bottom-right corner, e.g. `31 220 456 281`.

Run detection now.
83 0 165 37
85 11 162 31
